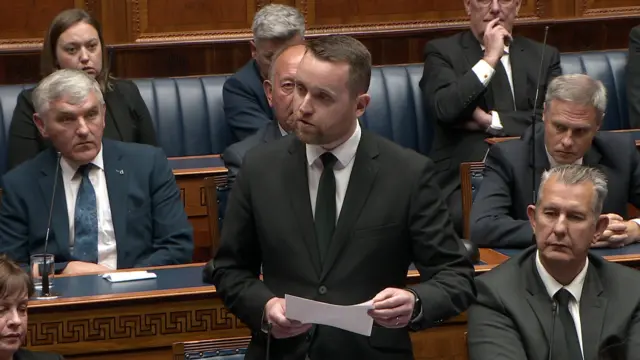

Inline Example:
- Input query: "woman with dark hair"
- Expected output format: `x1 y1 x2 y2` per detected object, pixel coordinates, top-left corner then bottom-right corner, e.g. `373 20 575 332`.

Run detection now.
7 8 157 171
0 255 63 359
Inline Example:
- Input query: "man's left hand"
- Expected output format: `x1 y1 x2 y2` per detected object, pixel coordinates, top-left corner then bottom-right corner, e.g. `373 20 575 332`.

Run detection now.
594 217 640 248
368 288 415 328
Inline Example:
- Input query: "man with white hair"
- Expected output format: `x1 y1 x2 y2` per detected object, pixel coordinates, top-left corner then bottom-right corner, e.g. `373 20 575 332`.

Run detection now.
0 69 193 275
223 4 305 141
468 165 640 359
471 74 640 248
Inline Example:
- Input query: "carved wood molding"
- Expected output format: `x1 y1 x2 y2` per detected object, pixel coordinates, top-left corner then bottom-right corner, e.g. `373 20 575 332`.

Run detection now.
579 1 640 16
84 0 98 12
27 304 247 348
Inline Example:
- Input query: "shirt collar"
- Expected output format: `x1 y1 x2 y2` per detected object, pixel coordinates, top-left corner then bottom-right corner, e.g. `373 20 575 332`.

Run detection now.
278 124 288 137
545 146 583 168
306 121 361 168
535 250 589 303
60 144 105 177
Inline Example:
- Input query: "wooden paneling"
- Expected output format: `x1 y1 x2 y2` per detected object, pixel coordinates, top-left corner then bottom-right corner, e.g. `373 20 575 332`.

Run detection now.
0 0 638 85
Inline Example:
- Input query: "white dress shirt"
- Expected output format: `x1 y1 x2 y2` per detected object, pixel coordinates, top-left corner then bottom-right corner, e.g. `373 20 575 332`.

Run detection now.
278 123 288 136
472 46 515 130
307 122 362 220
60 146 117 269
545 148 583 168
536 251 587 357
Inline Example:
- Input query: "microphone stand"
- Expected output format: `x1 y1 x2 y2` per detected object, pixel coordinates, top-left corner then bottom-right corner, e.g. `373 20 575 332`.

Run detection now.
531 26 550 204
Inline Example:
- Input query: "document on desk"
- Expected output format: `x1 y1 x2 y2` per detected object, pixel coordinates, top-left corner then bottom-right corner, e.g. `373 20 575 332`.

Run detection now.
285 294 374 336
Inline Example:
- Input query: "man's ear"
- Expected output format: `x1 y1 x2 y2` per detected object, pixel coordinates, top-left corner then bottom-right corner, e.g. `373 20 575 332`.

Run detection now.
355 93 371 119
33 113 47 138
463 0 471 15
250 40 257 59
594 214 609 243
263 80 274 107
527 205 537 232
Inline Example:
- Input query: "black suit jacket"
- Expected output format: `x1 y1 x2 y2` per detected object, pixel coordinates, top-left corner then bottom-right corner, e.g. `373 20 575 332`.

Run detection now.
0 139 193 272
470 126 640 248
223 59 273 141
14 348 64 360
419 31 562 200
627 25 640 129
210 130 475 360
223 121 283 184
7 79 157 172
468 246 640 360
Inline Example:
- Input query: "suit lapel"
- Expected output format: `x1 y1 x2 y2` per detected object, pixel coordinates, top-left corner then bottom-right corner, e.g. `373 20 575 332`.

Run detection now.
38 149 69 257
102 89 127 141
320 132 379 281
580 262 607 360
524 256 556 349
509 38 528 110
262 122 281 143
286 140 322 278
101 140 129 262
582 143 602 167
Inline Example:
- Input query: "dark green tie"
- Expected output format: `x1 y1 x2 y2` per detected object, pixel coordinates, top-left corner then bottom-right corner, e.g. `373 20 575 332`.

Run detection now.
315 152 338 262
554 289 583 360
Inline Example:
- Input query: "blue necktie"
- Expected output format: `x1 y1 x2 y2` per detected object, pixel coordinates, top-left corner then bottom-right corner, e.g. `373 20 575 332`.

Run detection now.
73 164 98 263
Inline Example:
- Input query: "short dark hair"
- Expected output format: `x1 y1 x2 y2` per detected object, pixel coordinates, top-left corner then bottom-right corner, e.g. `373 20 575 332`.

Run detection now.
305 35 372 95
0 255 33 299
41 9 113 91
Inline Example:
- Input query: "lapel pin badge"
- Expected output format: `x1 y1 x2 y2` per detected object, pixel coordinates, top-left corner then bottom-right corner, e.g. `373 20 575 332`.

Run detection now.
116 169 124 175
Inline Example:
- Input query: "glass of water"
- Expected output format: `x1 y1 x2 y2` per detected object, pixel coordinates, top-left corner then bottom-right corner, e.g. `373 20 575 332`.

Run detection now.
29 254 55 289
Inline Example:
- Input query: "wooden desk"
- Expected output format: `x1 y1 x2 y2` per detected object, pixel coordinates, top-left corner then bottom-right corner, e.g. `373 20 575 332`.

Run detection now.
485 129 640 147
27 248 638 360
25 252 498 360
169 155 227 262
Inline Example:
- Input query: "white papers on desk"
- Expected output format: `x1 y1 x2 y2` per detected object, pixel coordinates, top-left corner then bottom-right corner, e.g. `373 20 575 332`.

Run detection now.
285 294 374 336
101 271 157 282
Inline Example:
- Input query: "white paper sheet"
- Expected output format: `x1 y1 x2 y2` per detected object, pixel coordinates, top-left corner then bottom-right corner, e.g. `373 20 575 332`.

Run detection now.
101 271 157 283
284 294 374 336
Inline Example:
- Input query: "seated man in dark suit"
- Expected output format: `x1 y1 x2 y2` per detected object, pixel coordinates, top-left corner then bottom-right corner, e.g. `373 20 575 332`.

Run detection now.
471 74 640 248
0 69 193 275
223 44 306 184
420 0 561 236
468 165 640 360
223 4 305 141
627 25 640 128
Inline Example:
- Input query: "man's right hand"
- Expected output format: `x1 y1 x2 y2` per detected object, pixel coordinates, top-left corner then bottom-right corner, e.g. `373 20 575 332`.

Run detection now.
63 261 110 275
264 297 312 339
482 18 512 67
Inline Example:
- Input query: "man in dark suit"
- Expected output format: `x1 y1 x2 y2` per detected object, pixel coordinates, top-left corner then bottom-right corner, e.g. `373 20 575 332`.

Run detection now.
223 44 307 184
468 165 640 360
223 4 305 141
471 74 640 248
0 69 193 275
626 25 640 128
211 36 475 360
420 0 562 236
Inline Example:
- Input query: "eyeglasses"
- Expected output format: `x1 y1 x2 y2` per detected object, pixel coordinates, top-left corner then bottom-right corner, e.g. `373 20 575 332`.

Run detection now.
476 0 515 6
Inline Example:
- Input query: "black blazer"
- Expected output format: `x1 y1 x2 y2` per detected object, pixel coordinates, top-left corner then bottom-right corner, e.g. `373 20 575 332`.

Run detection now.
210 130 475 360
470 126 640 248
222 121 283 184
222 59 273 142
468 246 640 360
419 31 562 200
7 79 157 172
14 348 64 360
627 25 640 129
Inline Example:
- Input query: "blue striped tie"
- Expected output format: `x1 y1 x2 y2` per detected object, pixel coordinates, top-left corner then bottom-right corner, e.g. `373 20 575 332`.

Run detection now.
72 164 98 263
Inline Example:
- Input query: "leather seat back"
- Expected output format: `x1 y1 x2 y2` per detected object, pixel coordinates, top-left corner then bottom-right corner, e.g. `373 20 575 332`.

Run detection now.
362 64 433 154
133 76 234 157
560 51 628 130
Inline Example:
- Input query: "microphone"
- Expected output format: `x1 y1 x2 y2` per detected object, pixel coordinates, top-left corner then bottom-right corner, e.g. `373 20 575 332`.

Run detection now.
547 301 557 360
531 26 550 204
40 152 62 298
265 323 272 360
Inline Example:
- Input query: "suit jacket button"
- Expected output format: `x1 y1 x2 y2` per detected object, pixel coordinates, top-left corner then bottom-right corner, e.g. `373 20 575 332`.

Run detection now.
318 285 327 295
